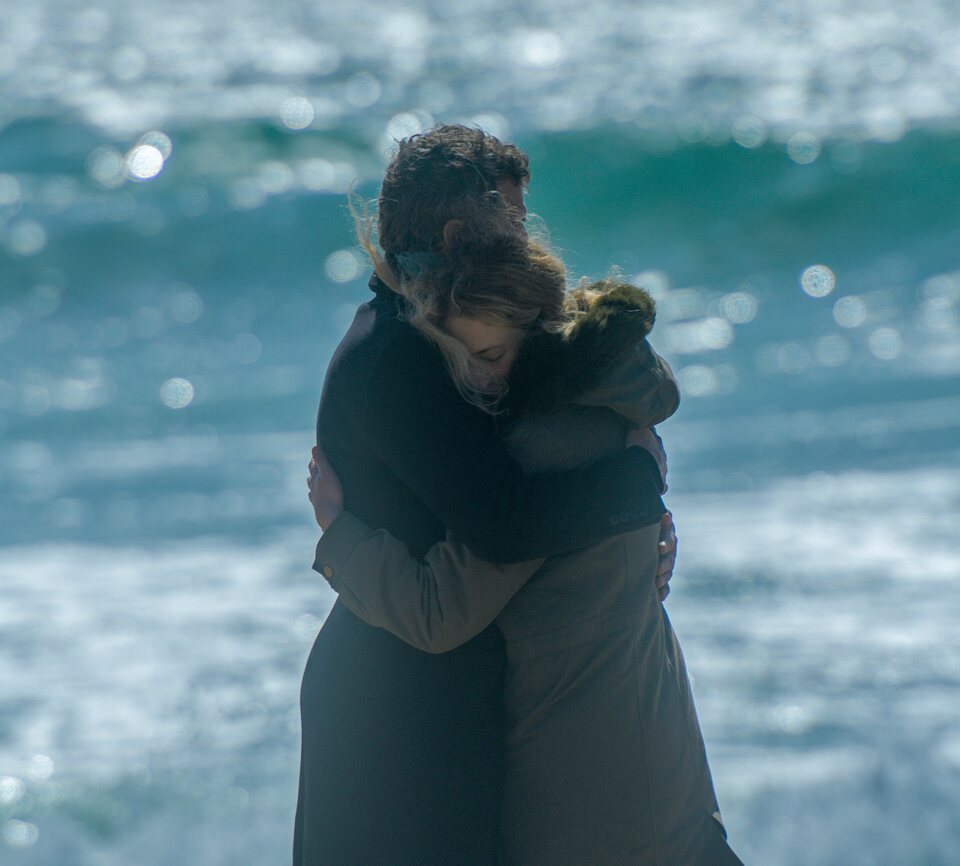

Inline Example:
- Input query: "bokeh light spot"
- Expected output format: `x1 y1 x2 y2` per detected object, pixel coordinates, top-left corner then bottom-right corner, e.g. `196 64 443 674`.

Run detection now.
833 295 868 328
385 111 434 142
346 73 382 108
0 777 25 805
300 159 336 192
169 289 204 324
26 755 54 784
160 378 194 409
678 365 717 397
258 161 295 194
868 327 902 360
280 97 315 130
228 179 267 211
87 145 125 188
801 265 836 298
0 174 21 206
787 132 821 164
231 333 262 365
1 819 38 849
920 272 960 301
8 220 47 256
631 270 670 300
698 317 735 350
919 297 956 331
732 116 767 149
521 30 564 67
774 704 810 734
469 113 510 142
720 291 758 324
865 107 907 143
126 144 164 181
295 613 323 641
325 249 360 283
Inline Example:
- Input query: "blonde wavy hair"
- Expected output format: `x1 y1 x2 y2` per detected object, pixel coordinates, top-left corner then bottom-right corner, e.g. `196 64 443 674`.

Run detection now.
351 196 610 411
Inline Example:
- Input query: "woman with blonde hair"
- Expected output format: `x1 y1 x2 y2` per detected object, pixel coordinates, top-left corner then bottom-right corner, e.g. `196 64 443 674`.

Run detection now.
308 235 743 865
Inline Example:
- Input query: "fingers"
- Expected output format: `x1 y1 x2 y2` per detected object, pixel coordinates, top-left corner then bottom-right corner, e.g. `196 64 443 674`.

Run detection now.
658 537 675 555
656 543 677 573
658 534 676 554
655 559 674 586
658 512 677 552
659 510 674 534
656 509 678 597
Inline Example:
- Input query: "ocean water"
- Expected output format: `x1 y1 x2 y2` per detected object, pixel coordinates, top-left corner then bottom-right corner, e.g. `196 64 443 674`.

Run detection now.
2 0 959 863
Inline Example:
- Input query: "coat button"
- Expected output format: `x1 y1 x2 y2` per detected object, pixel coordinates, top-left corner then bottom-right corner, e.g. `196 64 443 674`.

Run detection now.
609 515 620 526
322 565 334 579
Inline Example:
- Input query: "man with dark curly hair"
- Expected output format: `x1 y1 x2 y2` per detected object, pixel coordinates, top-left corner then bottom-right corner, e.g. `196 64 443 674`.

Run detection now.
293 124 675 865
377 124 530 269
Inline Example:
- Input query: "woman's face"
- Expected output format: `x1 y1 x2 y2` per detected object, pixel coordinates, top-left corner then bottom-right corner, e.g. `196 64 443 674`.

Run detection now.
444 314 526 390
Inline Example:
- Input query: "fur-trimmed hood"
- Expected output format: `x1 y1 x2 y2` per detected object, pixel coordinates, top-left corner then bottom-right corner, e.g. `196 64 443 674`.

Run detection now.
505 283 675 425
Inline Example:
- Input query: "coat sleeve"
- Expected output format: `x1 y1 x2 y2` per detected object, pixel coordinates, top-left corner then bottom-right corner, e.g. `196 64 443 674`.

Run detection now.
361 330 666 563
313 511 544 653
572 338 680 429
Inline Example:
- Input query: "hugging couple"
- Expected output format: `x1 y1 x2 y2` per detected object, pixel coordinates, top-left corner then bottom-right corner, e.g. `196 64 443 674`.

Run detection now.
294 125 743 866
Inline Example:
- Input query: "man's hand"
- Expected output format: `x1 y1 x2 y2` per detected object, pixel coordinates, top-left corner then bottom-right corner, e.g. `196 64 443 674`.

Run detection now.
656 512 677 602
307 445 344 531
626 426 667 494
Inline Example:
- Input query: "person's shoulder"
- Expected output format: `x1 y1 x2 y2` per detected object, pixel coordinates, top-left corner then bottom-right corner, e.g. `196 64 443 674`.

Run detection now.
329 292 418 365
332 296 444 392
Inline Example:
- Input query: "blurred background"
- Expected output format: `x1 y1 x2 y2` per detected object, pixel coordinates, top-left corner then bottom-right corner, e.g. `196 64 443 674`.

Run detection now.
2 0 959 863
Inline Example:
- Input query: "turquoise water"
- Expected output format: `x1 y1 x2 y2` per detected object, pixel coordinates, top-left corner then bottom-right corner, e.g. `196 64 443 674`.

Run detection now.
2 1 960 863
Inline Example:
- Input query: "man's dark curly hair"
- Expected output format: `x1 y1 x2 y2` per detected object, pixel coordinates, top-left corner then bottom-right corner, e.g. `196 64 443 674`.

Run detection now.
377 124 530 257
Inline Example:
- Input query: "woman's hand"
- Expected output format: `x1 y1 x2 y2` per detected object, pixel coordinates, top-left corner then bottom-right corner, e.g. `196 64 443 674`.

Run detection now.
656 512 678 602
624 429 675 600
625 426 667 493
307 445 344 531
